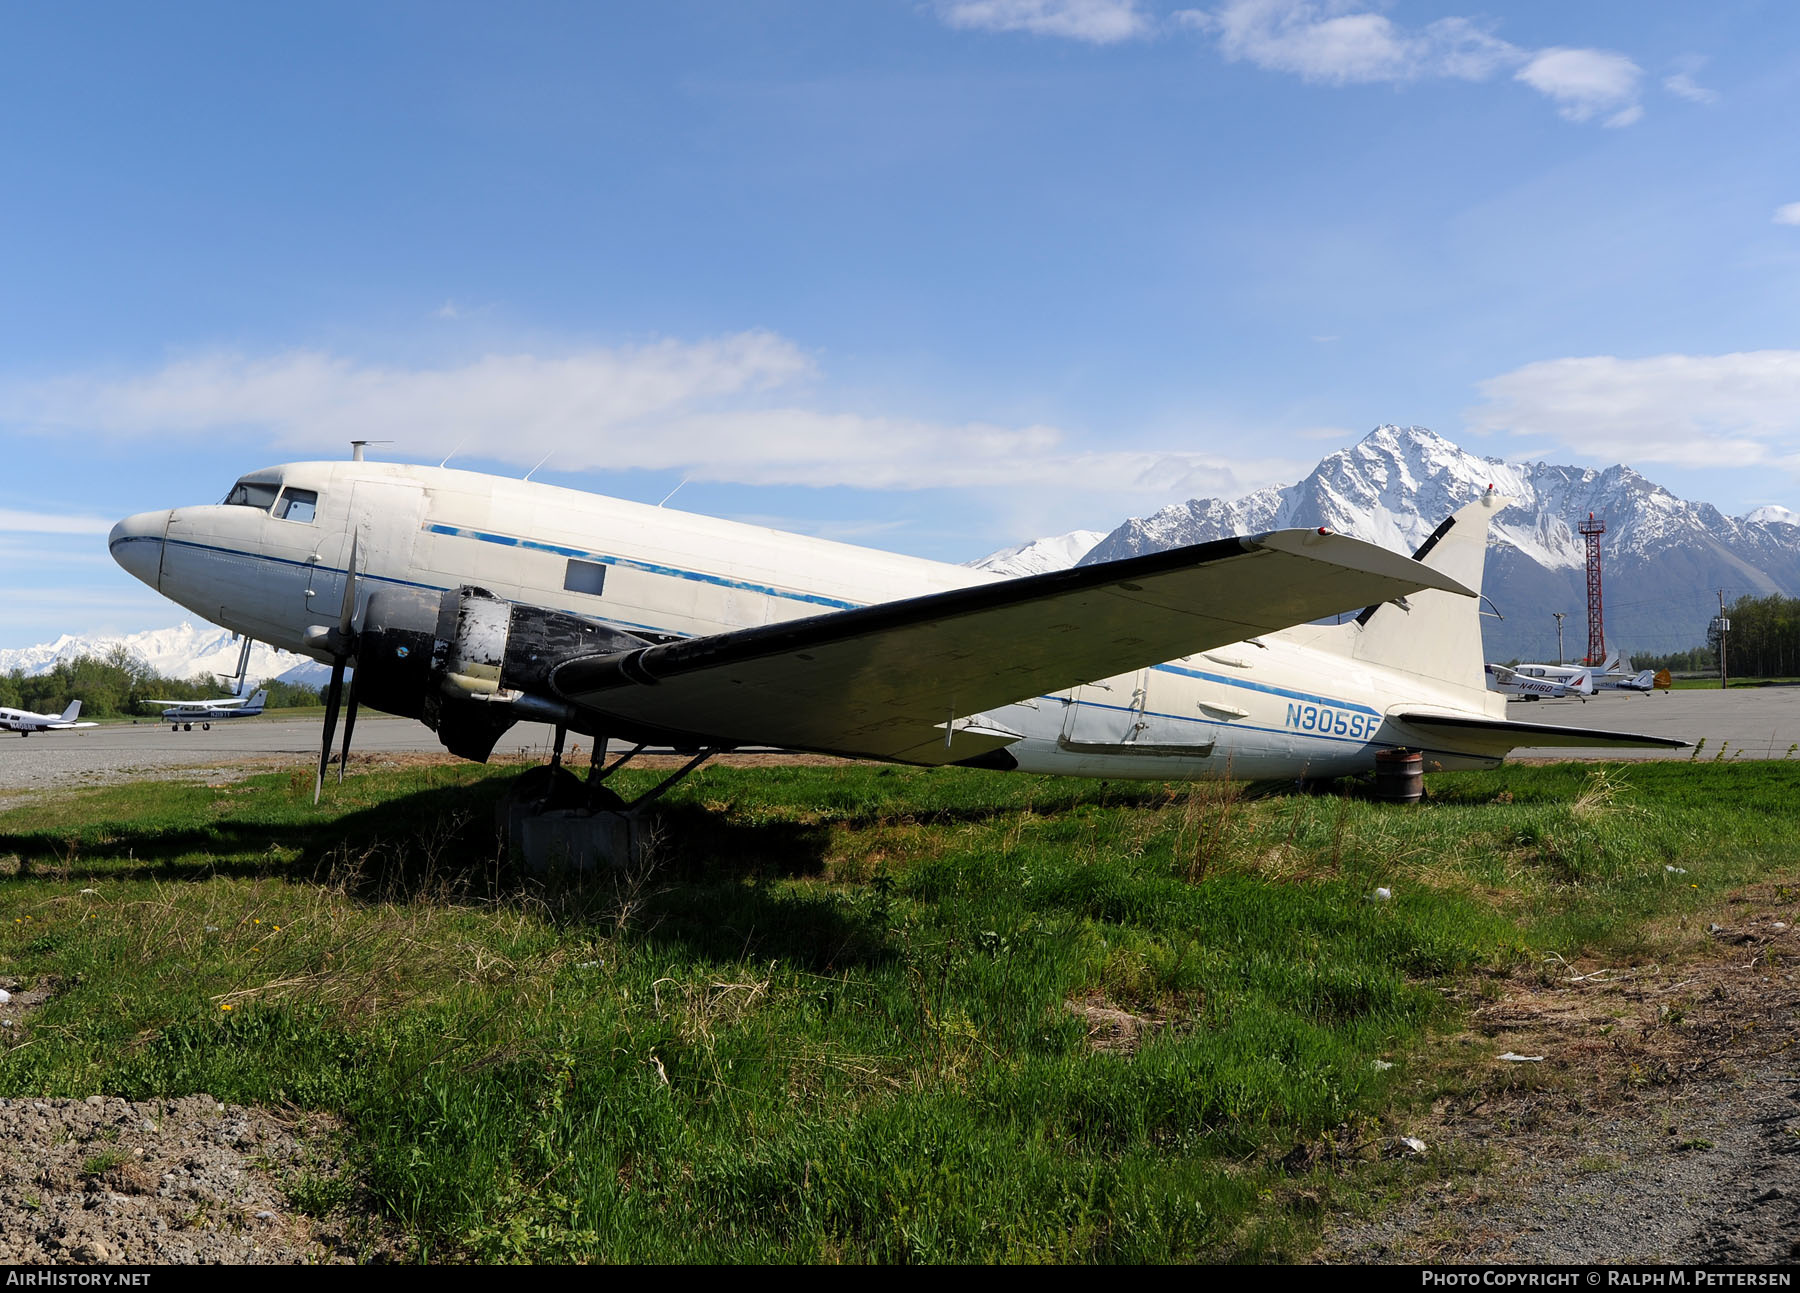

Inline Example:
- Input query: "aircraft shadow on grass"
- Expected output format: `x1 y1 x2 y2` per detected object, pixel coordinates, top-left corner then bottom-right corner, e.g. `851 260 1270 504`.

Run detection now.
0 780 912 971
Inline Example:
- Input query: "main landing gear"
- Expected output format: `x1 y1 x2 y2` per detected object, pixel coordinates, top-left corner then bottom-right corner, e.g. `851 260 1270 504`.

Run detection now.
499 724 725 873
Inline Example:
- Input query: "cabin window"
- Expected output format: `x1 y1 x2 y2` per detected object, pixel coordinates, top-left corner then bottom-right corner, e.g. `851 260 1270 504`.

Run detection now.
222 480 280 511
563 559 607 596
275 488 318 523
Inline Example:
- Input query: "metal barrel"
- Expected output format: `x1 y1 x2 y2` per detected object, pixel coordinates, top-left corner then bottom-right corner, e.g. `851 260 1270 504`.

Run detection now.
1374 748 1423 803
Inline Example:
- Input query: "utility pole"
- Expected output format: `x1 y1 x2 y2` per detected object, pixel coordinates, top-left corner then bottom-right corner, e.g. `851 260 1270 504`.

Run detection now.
1717 589 1730 689
1552 611 1566 666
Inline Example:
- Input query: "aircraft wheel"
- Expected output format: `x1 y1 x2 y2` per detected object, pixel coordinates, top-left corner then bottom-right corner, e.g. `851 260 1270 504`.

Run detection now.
183 723 192 731
203 723 211 730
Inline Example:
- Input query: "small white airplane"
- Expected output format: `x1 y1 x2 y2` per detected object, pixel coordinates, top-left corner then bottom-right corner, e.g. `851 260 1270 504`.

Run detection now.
107 460 1684 806
1594 668 1668 693
0 699 97 736
1484 662 1593 701
1506 652 1670 696
144 689 269 731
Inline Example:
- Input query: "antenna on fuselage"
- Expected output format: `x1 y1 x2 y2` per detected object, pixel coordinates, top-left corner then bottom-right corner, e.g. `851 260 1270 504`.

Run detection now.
523 450 554 481
350 440 392 462
658 475 692 508
438 436 468 469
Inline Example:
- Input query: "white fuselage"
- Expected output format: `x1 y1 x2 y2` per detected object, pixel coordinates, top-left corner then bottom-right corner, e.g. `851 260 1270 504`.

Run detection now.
109 462 1509 777
0 706 85 734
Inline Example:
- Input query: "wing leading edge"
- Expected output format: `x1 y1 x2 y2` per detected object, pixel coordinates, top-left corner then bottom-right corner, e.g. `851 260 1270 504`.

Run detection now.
545 528 1477 765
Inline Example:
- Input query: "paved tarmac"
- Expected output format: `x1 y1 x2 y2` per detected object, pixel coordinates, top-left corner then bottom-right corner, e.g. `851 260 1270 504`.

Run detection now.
0 688 1791 795
1504 685 1800 761
0 715 573 794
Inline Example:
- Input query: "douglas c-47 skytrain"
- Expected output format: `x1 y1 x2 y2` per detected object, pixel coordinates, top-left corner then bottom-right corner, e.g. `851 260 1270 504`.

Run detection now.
108 456 1683 805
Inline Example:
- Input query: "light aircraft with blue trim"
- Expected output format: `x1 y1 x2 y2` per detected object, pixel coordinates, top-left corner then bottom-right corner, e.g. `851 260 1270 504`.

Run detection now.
1 700 96 736
107 458 1684 805
144 689 269 731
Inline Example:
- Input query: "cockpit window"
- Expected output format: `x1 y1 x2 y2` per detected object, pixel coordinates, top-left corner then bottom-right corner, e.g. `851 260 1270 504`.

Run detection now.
222 480 280 511
275 488 318 523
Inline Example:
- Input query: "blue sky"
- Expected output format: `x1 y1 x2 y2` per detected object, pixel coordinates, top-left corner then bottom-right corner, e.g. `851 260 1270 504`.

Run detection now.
3 0 1798 646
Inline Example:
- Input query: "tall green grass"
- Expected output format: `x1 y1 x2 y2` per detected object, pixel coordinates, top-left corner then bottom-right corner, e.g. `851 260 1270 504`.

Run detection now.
1 759 1795 1260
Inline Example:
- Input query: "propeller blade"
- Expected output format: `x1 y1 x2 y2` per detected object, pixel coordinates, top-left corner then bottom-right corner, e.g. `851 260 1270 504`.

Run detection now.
337 668 360 784
315 657 346 805
338 534 360 638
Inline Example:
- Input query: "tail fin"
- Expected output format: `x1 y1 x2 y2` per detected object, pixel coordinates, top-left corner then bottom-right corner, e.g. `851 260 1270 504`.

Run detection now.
247 690 267 709
1340 491 1503 701
60 700 81 722
1571 668 1595 695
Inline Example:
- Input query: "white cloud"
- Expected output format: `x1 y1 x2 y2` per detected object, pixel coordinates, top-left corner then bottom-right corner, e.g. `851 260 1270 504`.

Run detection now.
1467 350 1800 470
1514 47 1643 125
1663 72 1717 105
1179 2 1641 125
1190 1 1516 84
0 332 1272 500
0 509 116 535
1774 202 1800 227
937 0 1150 43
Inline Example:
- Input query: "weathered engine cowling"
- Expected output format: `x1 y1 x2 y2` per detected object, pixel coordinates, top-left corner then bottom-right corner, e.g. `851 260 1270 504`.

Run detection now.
397 587 652 763
349 587 442 720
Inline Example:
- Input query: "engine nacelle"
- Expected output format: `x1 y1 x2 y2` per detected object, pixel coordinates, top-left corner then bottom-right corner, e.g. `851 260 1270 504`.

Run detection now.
353 585 650 763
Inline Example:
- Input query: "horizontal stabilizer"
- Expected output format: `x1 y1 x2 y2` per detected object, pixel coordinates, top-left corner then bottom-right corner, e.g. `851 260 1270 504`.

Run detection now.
1394 710 1689 757
549 529 1476 765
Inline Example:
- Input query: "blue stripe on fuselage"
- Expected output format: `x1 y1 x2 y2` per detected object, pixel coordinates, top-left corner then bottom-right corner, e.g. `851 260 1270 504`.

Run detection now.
423 523 865 612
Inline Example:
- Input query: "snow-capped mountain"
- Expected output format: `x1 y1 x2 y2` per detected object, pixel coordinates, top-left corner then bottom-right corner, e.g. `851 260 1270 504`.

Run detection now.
0 623 328 688
1074 426 1800 662
970 530 1107 577
1746 505 1800 528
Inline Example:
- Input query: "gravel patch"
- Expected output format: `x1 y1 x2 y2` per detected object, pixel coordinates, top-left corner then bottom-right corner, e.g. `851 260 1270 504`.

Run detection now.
1323 898 1800 1264
0 1094 365 1264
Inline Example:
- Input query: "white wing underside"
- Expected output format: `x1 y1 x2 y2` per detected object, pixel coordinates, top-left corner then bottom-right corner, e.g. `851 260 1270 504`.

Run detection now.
548 528 1476 765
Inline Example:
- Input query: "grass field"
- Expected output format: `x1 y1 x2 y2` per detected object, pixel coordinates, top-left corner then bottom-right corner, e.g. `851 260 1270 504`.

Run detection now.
1 756 1797 1261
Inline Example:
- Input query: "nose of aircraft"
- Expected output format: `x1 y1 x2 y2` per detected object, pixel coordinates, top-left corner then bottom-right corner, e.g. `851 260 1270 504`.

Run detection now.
109 509 170 590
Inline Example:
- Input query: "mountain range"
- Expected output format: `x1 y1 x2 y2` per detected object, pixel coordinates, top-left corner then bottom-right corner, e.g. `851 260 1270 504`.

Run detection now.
0 623 329 689
976 425 1800 663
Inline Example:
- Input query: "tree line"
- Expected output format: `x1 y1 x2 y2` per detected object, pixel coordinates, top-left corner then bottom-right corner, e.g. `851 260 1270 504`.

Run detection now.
1706 593 1800 679
0 647 320 718
1631 593 1800 679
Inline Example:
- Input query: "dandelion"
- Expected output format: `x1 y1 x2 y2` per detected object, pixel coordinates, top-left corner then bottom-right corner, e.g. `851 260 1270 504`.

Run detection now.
220 1003 234 1011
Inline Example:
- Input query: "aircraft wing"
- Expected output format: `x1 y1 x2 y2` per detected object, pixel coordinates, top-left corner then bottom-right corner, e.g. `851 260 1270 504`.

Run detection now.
1394 711 1689 755
544 529 1476 765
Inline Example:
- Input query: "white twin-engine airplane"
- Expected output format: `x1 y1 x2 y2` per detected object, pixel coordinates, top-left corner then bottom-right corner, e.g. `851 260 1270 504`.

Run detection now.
107 460 1682 802
1 700 97 736
144 690 269 731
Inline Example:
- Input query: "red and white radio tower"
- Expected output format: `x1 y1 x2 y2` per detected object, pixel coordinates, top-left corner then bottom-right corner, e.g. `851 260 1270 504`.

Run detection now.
1578 512 1606 665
